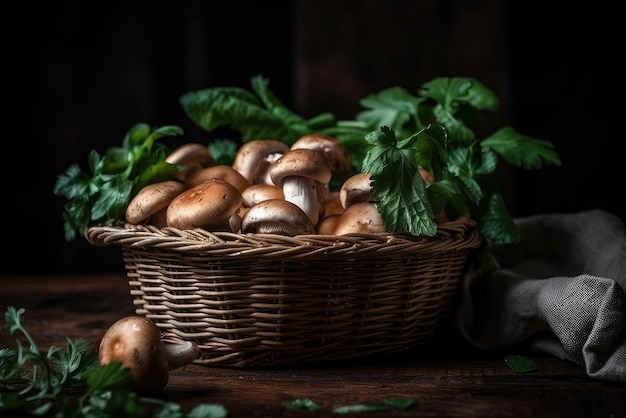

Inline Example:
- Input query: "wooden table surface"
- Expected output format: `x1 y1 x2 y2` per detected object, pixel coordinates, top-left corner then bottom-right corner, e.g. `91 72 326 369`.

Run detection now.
1 274 624 418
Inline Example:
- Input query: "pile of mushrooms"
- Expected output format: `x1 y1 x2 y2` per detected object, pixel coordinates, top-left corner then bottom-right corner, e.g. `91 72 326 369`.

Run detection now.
125 133 411 236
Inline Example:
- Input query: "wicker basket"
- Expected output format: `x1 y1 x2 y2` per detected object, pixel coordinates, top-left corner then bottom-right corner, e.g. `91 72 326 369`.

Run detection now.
85 216 481 367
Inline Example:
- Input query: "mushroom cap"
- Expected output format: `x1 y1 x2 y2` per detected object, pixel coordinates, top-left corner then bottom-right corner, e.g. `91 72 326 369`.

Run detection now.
165 143 214 182
339 172 373 209
290 133 352 178
240 199 315 236
232 139 290 183
241 183 284 207
165 142 213 167
125 180 187 225
166 179 243 230
98 315 169 394
322 193 345 217
269 149 332 187
185 164 250 193
316 213 342 235
333 202 388 235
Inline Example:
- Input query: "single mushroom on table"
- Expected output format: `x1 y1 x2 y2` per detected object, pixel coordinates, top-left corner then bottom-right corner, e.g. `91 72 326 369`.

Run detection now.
269 149 332 226
98 316 198 394
166 178 243 231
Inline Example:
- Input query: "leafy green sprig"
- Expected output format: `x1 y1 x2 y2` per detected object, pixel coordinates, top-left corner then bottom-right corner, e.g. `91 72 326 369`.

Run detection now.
0 307 226 418
55 74 561 270
53 124 184 241
180 74 561 248
355 77 562 245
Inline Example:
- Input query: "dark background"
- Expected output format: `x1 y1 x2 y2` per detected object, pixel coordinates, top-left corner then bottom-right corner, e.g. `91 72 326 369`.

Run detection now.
3 0 621 275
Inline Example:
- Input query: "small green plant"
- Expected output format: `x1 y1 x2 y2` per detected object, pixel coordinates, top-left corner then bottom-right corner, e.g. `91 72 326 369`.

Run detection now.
0 307 226 417
505 354 538 373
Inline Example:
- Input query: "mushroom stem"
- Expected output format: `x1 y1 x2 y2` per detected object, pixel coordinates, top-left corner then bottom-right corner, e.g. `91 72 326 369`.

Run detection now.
281 175 320 225
163 340 200 370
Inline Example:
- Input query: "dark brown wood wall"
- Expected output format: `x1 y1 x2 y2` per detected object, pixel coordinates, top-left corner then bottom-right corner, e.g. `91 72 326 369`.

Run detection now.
2 0 621 274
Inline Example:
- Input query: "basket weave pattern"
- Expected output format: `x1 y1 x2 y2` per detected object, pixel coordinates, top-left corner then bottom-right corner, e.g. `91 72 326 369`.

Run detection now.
86 217 481 367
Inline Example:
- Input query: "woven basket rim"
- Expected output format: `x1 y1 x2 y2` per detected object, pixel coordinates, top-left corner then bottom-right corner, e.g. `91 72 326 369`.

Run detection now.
84 216 482 256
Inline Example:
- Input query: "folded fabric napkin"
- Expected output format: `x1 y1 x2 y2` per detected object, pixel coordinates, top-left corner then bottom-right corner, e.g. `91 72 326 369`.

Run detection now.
457 209 626 383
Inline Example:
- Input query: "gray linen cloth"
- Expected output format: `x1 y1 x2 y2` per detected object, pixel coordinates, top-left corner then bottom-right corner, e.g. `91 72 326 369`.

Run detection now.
457 209 626 383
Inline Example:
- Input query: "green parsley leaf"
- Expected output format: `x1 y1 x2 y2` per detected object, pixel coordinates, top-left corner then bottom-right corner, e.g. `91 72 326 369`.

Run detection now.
383 397 415 410
362 126 445 236
481 127 562 170
356 86 424 135
185 403 228 418
333 404 388 414
281 398 324 411
207 139 239 165
504 355 538 373
54 123 183 241
1 307 228 418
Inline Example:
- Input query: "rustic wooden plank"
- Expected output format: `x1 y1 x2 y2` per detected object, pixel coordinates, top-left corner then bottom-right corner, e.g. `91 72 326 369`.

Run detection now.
1 275 624 417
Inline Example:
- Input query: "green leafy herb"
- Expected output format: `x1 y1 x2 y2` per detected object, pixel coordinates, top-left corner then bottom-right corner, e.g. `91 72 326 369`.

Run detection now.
207 138 238 166
179 74 370 172
53 123 183 241
281 398 324 411
180 74 560 248
355 76 561 245
361 125 446 237
383 396 415 410
504 354 538 373
55 74 561 273
0 307 226 417
333 404 388 414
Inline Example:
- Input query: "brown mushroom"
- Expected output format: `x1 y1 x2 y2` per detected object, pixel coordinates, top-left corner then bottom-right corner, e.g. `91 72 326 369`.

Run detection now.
316 213 342 234
161 338 200 371
290 133 352 179
241 183 284 207
166 179 243 231
185 164 250 193
269 149 332 226
339 172 373 209
321 192 345 217
232 139 290 184
125 180 187 225
240 199 315 236
165 143 214 182
98 316 169 394
333 202 388 235
165 142 213 167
